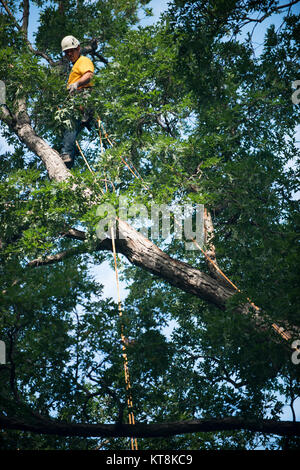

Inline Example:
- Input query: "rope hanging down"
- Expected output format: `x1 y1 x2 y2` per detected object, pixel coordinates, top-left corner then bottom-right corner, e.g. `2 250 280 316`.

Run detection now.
111 226 138 451
79 118 292 344
75 121 139 451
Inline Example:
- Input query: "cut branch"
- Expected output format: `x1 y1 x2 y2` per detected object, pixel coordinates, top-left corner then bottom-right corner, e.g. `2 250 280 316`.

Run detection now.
203 208 232 287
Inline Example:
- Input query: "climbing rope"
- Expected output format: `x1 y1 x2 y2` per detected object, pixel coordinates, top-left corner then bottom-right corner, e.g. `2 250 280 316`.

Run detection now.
75 136 138 451
97 116 150 191
111 225 138 451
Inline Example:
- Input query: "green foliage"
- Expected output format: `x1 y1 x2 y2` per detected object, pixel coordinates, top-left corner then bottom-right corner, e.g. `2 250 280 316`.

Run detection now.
35 0 152 56
0 0 299 451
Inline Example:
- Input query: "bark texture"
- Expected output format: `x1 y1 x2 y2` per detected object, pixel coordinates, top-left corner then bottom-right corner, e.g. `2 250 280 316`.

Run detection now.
115 218 236 310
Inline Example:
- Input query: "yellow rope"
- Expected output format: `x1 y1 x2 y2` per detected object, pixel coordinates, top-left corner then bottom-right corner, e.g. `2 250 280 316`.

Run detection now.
111 226 138 450
75 138 138 450
97 116 150 191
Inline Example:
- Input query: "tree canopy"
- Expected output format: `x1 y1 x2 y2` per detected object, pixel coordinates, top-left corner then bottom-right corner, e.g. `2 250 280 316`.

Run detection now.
0 0 300 450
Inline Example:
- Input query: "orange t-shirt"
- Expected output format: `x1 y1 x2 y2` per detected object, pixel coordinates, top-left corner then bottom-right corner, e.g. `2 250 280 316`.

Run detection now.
67 56 94 89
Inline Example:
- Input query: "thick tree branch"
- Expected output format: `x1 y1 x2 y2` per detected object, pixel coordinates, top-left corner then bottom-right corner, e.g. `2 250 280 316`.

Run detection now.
114 218 236 311
1 101 70 181
27 244 91 267
25 223 235 309
26 220 237 311
0 414 299 438
21 0 29 35
44 219 298 342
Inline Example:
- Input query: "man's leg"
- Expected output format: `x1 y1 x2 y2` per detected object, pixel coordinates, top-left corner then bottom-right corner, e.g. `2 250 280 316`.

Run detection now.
61 119 83 168
81 105 96 131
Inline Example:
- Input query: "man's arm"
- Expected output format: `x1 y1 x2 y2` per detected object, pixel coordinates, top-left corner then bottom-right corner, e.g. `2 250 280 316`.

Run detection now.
68 71 94 92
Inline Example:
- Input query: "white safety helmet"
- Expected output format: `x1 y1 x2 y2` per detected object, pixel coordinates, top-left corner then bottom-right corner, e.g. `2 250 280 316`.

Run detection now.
61 35 80 52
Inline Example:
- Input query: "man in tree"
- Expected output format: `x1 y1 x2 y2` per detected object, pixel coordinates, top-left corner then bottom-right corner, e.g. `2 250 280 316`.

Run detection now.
60 35 95 169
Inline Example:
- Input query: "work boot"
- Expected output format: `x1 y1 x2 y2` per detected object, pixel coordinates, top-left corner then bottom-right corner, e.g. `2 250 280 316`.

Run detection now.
60 153 74 169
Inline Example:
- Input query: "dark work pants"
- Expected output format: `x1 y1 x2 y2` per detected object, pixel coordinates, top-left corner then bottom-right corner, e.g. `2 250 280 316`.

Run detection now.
61 88 93 166
61 117 85 164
